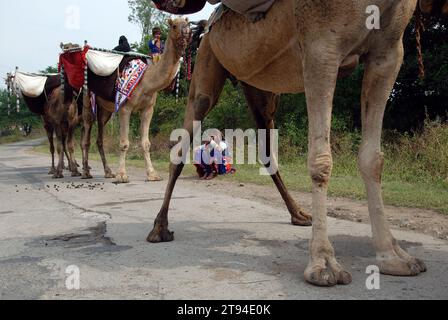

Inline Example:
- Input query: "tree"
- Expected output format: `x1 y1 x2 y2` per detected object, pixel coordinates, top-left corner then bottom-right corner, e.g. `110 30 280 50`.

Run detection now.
385 15 448 131
128 0 169 48
0 89 41 131
40 65 59 74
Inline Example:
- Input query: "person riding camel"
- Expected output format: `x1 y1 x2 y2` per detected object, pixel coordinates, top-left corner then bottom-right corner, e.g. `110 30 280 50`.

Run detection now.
114 36 132 53
151 0 276 22
148 27 165 63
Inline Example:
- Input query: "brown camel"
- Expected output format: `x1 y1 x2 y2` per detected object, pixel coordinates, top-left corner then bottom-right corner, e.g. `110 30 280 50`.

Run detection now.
6 72 81 178
79 18 191 183
148 0 447 287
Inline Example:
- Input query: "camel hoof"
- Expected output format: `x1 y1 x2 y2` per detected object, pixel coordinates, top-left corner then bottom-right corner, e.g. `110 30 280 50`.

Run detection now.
147 224 174 243
105 172 116 179
48 168 56 175
305 260 352 287
146 175 163 182
291 210 313 227
52 173 64 179
71 171 82 177
379 257 427 276
115 174 130 184
82 172 93 180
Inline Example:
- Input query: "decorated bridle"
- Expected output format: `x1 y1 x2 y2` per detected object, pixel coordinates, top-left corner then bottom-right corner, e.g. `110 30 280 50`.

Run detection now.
174 21 193 58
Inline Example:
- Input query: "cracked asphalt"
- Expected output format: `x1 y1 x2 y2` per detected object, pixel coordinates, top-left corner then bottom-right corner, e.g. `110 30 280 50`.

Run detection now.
0 139 447 300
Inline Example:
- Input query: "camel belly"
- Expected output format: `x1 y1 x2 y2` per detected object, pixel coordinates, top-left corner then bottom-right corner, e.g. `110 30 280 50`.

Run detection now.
209 0 305 94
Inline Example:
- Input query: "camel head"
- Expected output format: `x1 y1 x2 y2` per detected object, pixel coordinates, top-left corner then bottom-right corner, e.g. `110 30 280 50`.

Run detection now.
167 17 192 56
419 0 448 16
60 42 82 52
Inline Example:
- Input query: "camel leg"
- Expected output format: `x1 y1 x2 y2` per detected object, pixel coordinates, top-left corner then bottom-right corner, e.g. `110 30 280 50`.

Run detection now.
81 94 94 179
67 125 81 177
63 148 71 171
147 35 227 243
141 97 162 182
115 107 132 184
241 84 312 226
360 43 426 276
53 127 65 179
302 52 352 287
96 107 115 179
44 123 56 175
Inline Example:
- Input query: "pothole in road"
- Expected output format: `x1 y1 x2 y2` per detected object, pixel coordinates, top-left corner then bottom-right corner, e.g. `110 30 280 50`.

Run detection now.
26 222 132 253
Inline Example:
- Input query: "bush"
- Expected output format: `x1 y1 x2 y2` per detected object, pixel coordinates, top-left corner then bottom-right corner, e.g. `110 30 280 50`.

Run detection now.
384 119 448 183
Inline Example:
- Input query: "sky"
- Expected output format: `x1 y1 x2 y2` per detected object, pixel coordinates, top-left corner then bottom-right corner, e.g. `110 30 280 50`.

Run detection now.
0 0 216 88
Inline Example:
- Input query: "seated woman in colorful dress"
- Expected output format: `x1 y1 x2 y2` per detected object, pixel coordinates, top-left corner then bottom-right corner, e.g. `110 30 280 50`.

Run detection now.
194 136 235 180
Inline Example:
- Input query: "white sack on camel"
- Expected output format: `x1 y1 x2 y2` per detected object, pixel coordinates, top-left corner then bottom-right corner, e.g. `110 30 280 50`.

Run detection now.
86 50 124 77
14 72 48 98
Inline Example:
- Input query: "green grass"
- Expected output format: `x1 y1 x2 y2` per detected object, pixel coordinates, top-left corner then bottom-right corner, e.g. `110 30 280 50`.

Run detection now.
0 128 45 145
33 140 448 215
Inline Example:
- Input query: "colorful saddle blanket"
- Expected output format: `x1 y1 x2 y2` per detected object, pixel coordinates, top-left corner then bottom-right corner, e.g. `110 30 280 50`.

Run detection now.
115 59 148 112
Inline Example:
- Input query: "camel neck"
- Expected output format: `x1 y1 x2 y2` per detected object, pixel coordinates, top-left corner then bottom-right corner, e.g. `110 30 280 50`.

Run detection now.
160 36 183 67
141 36 182 92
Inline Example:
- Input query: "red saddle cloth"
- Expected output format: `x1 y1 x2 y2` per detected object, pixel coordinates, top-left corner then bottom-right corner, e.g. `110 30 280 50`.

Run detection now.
59 46 90 91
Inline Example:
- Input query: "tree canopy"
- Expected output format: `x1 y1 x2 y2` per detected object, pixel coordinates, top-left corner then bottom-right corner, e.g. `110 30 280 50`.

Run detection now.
128 0 169 50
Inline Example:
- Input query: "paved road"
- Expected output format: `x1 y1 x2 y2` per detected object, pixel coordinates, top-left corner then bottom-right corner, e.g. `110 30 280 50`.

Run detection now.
0 140 447 300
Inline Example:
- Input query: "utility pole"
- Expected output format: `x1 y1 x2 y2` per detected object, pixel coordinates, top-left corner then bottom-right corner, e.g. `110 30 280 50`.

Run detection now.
15 67 20 114
5 73 11 116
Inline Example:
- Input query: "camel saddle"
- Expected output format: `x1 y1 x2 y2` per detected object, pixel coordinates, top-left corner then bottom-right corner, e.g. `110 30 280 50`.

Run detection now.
14 72 50 98
88 56 149 103
21 75 61 115
153 0 276 20
86 50 124 77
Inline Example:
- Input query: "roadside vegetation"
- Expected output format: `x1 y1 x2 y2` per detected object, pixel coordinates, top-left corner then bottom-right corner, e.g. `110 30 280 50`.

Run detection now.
33 85 448 214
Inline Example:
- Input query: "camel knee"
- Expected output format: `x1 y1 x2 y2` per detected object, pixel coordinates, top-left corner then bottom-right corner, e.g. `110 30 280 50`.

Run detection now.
308 152 333 186
359 149 384 183
193 94 212 119
96 138 104 149
120 140 130 153
82 140 91 150
141 139 151 153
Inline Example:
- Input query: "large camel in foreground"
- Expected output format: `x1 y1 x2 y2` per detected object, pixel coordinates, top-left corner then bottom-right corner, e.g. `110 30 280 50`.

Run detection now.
80 18 191 183
5 73 81 178
148 0 447 287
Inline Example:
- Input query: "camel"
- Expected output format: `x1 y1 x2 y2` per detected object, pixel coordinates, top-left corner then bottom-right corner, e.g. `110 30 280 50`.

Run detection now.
79 18 191 183
148 0 447 287
5 72 81 178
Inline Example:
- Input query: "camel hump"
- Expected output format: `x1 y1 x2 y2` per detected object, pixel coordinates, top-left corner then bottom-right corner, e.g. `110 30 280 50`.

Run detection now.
209 0 304 93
